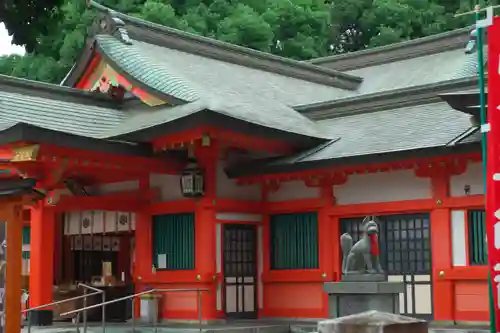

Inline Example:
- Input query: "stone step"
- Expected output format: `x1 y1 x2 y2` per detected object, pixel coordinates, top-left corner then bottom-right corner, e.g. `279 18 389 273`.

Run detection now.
291 324 490 333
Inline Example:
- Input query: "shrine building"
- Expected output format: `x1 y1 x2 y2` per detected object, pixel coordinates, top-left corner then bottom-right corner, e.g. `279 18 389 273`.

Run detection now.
1 0 490 326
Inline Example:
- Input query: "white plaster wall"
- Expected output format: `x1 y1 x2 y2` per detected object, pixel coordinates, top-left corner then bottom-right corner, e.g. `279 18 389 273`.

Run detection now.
216 161 261 201
150 173 184 201
334 170 431 205
268 180 320 202
93 180 138 194
450 162 484 197
451 210 467 267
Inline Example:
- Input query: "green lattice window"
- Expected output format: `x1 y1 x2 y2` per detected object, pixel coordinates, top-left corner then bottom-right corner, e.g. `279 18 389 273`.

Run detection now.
22 226 30 260
270 212 319 270
468 209 487 266
152 213 195 270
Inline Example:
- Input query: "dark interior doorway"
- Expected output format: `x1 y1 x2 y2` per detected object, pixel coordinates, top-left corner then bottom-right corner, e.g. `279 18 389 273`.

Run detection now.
222 224 257 319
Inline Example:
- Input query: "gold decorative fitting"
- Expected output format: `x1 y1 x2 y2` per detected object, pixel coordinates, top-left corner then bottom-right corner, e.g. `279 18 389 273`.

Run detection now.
436 199 442 205
11 144 40 162
321 272 327 278
196 274 201 281
439 270 445 278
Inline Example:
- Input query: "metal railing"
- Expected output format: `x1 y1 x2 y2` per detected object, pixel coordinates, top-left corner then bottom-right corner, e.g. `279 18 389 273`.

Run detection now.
61 288 210 333
22 283 105 333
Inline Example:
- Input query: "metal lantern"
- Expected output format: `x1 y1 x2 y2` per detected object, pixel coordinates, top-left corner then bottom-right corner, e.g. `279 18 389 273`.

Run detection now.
180 163 205 197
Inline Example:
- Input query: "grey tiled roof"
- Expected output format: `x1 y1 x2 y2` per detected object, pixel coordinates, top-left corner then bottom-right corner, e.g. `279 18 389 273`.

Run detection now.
95 37 335 139
270 102 473 165
346 49 482 95
104 95 329 140
98 37 353 106
0 89 127 138
0 120 18 131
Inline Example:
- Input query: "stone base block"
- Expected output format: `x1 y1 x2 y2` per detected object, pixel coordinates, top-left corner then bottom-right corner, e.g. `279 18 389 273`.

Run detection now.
324 281 404 318
341 274 386 282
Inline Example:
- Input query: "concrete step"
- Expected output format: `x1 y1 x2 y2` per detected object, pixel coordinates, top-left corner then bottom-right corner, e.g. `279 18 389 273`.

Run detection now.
22 323 291 333
429 329 489 333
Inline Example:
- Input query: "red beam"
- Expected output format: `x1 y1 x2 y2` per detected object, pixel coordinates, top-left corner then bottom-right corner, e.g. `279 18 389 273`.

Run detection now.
148 199 197 215
215 199 263 213
262 269 334 283
266 198 323 214
38 144 181 174
152 126 293 154
442 194 484 209
328 195 485 217
329 199 435 217
237 152 482 184
437 266 488 281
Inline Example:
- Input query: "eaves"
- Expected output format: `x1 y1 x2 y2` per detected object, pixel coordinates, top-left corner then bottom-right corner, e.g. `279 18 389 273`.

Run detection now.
296 76 482 121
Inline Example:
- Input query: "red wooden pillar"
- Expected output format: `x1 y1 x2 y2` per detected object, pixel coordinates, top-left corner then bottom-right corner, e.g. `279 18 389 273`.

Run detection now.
53 212 63 284
134 175 151 318
260 185 271 316
194 140 218 320
429 172 454 321
319 185 334 317
4 202 24 333
29 202 56 325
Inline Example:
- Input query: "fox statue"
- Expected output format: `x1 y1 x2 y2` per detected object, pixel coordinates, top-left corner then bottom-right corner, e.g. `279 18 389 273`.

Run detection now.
341 216 384 275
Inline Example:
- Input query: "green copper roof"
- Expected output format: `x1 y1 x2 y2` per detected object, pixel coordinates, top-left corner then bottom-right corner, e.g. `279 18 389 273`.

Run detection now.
96 35 200 103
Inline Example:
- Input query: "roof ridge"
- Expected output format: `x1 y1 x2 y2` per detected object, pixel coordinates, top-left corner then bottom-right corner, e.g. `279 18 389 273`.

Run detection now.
88 1 363 90
298 76 480 120
309 27 473 71
0 74 121 108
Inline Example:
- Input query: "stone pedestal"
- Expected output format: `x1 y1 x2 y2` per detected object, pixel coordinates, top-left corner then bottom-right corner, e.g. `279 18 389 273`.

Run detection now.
324 277 404 318
318 310 428 333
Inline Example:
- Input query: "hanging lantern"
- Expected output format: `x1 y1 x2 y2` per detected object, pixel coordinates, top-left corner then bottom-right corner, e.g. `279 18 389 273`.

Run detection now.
180 162 205 197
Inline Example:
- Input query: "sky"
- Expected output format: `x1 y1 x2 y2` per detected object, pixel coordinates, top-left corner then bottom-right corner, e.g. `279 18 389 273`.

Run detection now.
0 23 26 56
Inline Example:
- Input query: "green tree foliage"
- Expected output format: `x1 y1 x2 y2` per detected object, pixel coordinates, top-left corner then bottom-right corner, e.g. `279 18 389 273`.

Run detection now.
0 0 496 83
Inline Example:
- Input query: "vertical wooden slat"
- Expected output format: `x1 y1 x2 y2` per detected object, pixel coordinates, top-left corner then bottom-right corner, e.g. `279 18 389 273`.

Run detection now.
468 209 487 265
269 212 319 270
152 213 195 270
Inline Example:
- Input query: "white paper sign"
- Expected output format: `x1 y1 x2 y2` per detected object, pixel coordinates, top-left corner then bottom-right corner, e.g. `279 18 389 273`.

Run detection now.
157 254 167 269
